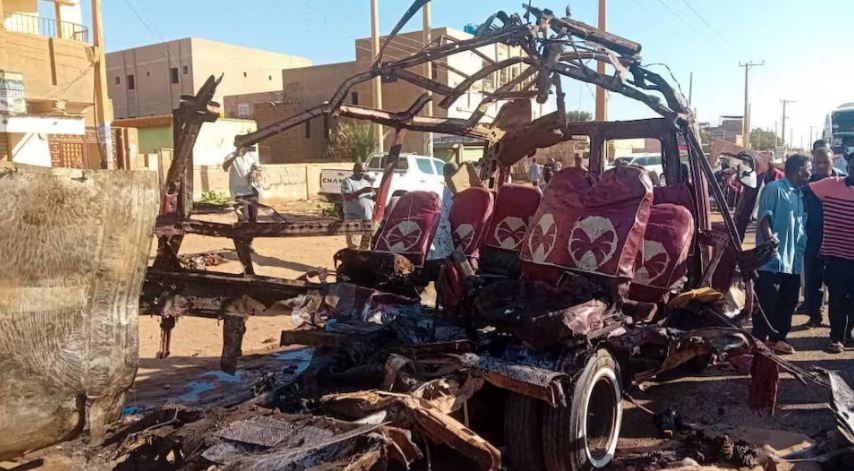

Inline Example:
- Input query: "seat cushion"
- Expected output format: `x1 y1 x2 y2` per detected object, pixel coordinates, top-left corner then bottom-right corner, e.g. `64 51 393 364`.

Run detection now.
521 166 653 283
483 184 543 252
373 191 442 267
628 203 695 303
449 187 495 258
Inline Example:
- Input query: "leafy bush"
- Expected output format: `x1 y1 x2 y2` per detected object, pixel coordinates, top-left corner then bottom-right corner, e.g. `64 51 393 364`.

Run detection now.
200 191 230 205
325 121 377 163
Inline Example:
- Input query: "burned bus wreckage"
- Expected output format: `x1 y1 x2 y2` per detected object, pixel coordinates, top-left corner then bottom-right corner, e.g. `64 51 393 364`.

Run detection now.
3 1 853 470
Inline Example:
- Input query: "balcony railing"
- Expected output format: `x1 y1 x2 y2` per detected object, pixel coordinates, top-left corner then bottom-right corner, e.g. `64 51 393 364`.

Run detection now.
3 13 89 43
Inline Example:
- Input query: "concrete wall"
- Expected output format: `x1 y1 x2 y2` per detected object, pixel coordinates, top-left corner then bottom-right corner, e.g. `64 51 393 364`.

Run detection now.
243 27 532 165
127 117 256 165
193 162 353 202
0 30 96 124
107 38 311 119
106 38 194 119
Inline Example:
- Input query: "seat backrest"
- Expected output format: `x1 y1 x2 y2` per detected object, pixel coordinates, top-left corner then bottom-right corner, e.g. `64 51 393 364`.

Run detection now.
373 190 442 267
483 184 543 253
449 187 495 257
628 203 695 303
521 166 653 283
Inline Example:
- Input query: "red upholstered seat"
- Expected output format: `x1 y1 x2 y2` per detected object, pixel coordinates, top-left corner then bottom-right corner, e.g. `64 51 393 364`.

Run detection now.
521 166 653 283
653 184 694 212
628 203 695 303
449 187 495 258
373 191 442 267
483 184 543 253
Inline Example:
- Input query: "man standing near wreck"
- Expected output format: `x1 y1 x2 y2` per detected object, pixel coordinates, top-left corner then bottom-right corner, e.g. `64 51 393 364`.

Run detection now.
807 152 854 354
802 143 842 328
223 145 262 224
753 154 811 355
341 161 375 250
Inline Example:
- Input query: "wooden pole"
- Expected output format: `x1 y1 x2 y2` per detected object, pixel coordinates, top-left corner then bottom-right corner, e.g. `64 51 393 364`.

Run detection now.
370 0 384 153
92 0 114 168
594 0 607 121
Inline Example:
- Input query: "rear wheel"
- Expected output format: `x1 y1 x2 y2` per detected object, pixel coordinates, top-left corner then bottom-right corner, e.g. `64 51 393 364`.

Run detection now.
503 393 546 471
542 349 622 471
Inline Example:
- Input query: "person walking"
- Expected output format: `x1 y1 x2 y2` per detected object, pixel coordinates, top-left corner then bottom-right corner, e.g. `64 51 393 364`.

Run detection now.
528 156 541 187
223 145 263 224
803 144 843 327
807 153 854 353
341 161 376 250
752 154 811 355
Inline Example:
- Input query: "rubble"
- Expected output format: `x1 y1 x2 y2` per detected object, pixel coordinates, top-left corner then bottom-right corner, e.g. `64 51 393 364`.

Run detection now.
5 0 851 469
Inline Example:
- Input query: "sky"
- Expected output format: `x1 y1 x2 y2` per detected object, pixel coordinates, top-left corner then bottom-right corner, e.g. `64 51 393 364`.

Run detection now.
70 0 854 149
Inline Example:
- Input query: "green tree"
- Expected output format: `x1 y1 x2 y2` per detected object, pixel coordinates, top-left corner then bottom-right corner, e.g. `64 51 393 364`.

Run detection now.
749 128 780 150
566 110 593 122
325 122 377 162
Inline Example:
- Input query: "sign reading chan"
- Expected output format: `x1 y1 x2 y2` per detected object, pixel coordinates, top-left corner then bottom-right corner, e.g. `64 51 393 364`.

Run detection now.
0 71 26 115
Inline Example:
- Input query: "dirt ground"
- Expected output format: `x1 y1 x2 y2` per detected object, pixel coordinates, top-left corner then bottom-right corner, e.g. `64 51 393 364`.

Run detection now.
132 205 853 469
5 202 850 470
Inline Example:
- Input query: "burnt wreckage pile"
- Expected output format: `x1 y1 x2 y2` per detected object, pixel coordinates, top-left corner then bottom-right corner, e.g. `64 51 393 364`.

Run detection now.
133 1 852 470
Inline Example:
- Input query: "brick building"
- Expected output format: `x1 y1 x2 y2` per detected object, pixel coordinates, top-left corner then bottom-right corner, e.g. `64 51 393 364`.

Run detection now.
225 27 544 163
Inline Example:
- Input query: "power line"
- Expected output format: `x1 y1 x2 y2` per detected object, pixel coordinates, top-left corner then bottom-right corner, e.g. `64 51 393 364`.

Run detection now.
677 0 737 48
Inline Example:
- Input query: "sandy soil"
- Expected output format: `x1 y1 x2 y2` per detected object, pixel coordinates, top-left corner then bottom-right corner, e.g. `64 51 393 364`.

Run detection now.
6 202 848 470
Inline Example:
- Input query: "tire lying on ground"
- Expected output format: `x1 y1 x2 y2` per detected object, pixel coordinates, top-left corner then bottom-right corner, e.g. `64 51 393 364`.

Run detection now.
542 348 623 471
503 392 546 471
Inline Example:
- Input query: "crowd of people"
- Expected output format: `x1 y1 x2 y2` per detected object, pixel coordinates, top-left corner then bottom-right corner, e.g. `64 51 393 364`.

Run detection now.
751 141 854 355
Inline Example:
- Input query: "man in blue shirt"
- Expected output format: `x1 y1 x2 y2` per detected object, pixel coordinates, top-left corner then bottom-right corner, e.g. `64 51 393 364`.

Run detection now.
753 154 811 355
341 162 375 250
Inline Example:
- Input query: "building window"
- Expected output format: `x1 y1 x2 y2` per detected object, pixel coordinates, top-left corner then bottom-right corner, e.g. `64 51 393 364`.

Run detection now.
243 72 248 78
305 120 311 139
323 115 329 139
127 74 135 90
431 62 439 80
146 71 150 77
170 67 179 84
268 75 273 81
351 92 359 105
114 76 120 85
182 65 188 75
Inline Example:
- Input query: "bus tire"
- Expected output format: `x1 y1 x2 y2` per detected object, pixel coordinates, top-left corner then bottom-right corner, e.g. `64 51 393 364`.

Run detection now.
542 349 622 471
503 392 546 471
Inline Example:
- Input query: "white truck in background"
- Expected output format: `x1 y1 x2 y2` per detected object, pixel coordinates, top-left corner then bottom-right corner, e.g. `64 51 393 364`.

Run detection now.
319 153 447 208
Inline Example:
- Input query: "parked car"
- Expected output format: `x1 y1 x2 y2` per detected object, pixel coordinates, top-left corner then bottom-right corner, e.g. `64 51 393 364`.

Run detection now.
609 153 664 184
319 153 447 207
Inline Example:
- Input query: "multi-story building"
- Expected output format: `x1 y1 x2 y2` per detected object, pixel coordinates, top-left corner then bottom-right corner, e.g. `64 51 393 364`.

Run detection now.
1 0 102 167
106 38 311 119
225 28 544 163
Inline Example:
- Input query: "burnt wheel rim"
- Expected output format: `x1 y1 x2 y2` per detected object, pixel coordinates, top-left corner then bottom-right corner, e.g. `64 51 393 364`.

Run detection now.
583 368 620 468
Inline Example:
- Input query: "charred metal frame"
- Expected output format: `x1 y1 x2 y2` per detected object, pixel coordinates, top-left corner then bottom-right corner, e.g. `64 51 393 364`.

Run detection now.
144 0 760 362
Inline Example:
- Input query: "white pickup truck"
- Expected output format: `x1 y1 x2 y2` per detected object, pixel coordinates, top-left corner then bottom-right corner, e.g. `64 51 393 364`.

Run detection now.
319 153 447 206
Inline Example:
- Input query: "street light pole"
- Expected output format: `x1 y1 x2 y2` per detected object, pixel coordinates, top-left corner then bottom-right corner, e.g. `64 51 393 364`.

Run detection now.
370 0 384 153
738 60 764 149
92 0 114 168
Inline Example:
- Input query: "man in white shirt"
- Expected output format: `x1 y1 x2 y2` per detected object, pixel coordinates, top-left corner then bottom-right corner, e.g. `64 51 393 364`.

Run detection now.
223 145 262 223
528 157 541 187
341 161 376 250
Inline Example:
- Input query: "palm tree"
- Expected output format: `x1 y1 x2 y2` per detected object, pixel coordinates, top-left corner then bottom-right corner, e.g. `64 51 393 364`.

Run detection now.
325 122 377 162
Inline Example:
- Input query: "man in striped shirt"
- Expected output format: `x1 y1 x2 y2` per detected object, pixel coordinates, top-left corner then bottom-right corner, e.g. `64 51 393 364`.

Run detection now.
808 153 854 353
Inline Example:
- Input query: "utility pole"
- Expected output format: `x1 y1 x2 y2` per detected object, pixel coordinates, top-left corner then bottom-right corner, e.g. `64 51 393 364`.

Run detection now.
780 99 795 151
594 0 607 121
92 0 114 168
738 60 764 150
422 2 433 156
370 0 384 153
